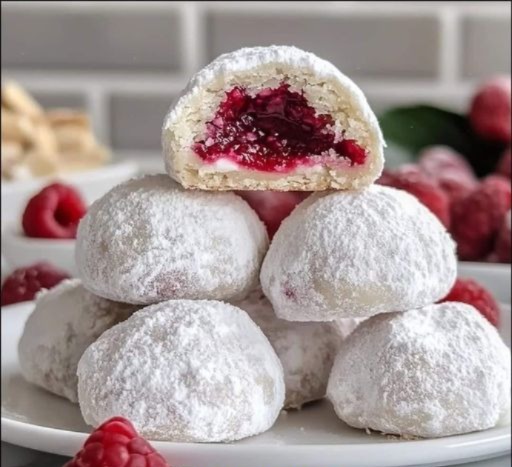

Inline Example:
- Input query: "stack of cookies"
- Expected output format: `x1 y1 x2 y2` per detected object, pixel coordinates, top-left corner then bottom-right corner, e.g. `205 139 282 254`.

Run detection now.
18 46 511 442
1 82 109 181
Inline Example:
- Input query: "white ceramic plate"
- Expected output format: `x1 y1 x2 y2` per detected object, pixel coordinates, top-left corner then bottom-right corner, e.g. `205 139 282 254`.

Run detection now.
2 299 510 467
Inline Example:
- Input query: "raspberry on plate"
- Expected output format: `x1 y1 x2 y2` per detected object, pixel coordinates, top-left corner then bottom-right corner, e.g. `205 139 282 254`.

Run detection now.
440 277 500 326
451 175 511 261
377 165 451 228
64 416 169 467
1 262 70 306
236 191 309 238
469 76 511 143
22 183 87 239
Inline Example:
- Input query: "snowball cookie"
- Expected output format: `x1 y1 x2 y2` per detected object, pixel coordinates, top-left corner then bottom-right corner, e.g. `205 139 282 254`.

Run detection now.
327 302 511 438
77 300 285 442
76 174 268 305
234 289 340 409
18 279 138 402
261 185 457 321
162 45 384 192
333 318 366 340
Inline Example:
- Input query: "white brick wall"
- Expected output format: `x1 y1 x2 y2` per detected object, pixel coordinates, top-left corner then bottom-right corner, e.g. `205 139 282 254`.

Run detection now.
1 1 510 159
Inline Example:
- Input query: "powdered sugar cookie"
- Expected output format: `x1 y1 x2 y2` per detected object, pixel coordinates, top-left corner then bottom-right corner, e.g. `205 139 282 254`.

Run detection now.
327 302 511 438
261 185 457 321
163 45 384 191
235 289 340 409
76 174 268 305
332 318 366 340
77 300 285 442
18 279 137 402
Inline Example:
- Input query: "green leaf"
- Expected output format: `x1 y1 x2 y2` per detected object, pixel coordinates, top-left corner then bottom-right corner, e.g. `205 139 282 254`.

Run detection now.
378 105 505 177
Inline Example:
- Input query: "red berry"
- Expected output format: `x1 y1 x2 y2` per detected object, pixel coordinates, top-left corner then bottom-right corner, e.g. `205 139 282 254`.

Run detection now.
437 175 478 208
451 175 511 261
376 168 398 186
377 165 451 228
440 277 500 326
64 417 169 467
22 183 87 239
418 145 475 180
193 83 368 172
237 191 309 239
469 76 511 143
417 146 478 204
494 210 511 263
496 147 511 179
1 262 70 306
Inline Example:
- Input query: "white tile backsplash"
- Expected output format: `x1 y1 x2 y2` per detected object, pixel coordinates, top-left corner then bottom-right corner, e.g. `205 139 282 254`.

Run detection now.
1 0 510 156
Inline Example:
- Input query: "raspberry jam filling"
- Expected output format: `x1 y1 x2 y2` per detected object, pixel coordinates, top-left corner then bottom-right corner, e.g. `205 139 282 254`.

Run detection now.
193 83 367 172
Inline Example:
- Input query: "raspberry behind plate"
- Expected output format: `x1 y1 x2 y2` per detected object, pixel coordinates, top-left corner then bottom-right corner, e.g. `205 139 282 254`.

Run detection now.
440 277 500 326
451 175 511 261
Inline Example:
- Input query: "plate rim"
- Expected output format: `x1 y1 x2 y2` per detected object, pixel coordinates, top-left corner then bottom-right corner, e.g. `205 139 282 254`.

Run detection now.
2 416 511 467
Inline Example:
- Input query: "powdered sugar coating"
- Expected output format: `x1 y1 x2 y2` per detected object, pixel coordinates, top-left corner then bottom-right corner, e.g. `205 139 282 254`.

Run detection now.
261 185 457 321
234 289 340 409
18 279 137 402
75 174 268 304
77 300 285 442
332 318 366 340
327 302 511 437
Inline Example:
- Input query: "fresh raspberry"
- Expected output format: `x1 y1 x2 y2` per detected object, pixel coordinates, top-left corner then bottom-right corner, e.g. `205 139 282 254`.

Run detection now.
377 165 451 228
440 278 500 326
377 165 426 187
494 210 511 263
451 175 511 260
436 175 478 207
496 147 511 179
418 145 476 180
237 191 310 239
22 183 87 239
417 146 478 204
1 262 70 306
469 76 511 143
376 168 398 186
64 416 169 467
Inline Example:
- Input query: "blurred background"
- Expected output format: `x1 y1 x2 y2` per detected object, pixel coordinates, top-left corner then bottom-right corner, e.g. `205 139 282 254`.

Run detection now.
2 1 510 161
